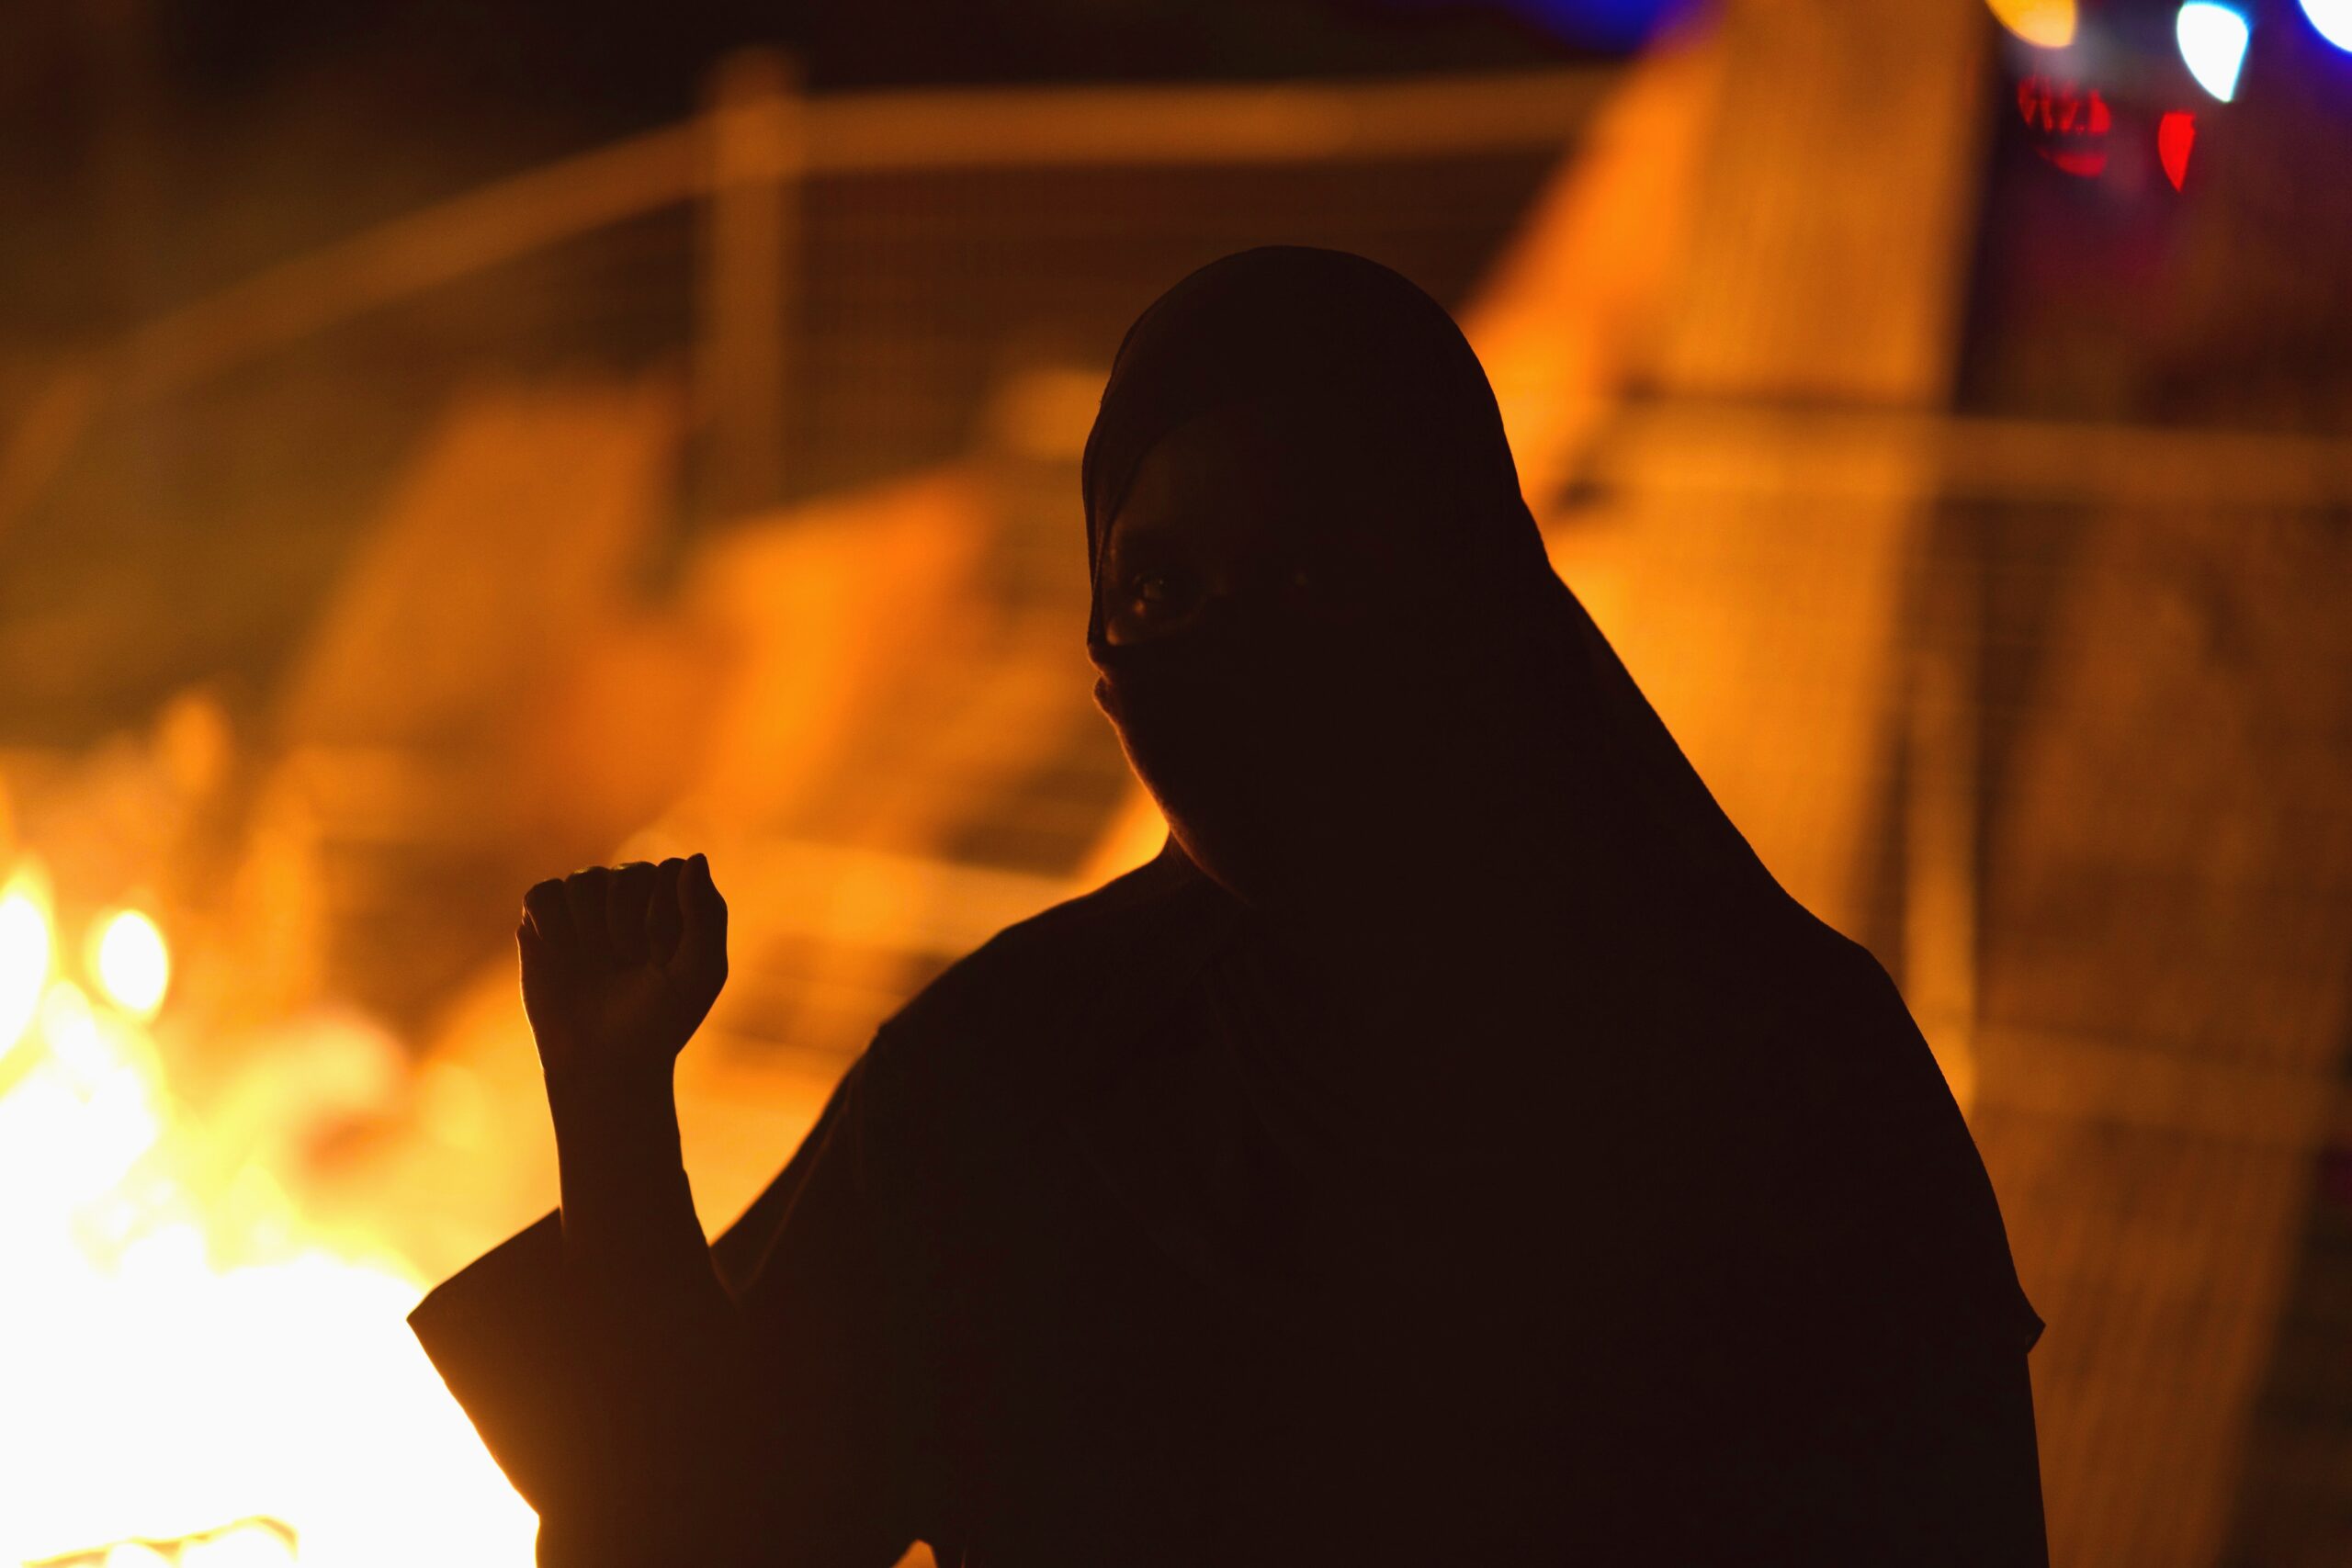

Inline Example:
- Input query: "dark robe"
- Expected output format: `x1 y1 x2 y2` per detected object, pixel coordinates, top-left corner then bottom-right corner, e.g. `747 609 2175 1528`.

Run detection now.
413 248 2048 1565
413 841 2045 1566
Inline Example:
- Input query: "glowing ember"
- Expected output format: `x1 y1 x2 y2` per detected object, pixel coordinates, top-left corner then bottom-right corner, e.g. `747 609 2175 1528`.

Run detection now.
0 857 537 1567
91 909 173 1018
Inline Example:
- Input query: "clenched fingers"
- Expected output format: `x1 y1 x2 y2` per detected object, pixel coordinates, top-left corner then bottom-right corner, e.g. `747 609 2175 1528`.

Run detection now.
671 852 729 998
522 877 575 953
647 858 687 966
563 866 616 967
607 861 658 965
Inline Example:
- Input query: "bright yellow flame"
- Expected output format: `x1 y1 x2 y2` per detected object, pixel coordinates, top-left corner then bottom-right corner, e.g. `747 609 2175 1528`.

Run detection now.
182 1521 300 1568
0 867 52 1057
41 977 109 1075
0 887 537 1564
104 1544 176 1568
1988 0 2077 47
93 908 172 1017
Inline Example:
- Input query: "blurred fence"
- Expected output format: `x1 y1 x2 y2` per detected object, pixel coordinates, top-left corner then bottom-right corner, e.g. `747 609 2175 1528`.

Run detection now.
7 61 1608 514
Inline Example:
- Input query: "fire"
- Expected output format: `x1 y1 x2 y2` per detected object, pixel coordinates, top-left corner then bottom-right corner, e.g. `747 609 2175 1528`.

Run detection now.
91 910 172 1020
0 871 51 1056
0 857 537 1568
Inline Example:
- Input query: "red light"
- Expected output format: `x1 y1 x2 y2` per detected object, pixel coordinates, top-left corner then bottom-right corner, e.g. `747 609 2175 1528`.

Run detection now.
2158 110 2198 190
2017 75 2114 177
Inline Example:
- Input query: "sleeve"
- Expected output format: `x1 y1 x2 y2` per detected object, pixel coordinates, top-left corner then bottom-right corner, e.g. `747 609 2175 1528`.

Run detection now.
1716 1302 2050 1566
1699 1149 2051 1563
1691 965 2050 1565
408 1049 943 1568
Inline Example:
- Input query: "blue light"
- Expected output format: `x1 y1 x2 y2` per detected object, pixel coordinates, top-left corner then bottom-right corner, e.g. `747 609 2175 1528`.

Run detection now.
1488 0 1696 51
2301 0 2352 53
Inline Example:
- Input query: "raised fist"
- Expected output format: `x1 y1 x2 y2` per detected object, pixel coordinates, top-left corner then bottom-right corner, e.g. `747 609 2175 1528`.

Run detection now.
518 853 729 1095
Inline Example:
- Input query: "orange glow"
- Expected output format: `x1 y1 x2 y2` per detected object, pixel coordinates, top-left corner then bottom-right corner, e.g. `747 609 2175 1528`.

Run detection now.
1988 0 2079 49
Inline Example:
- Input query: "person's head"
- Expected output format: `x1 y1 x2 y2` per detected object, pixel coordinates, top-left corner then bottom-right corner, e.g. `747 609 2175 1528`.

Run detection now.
1082 248 1564 908
1093 395 1429 651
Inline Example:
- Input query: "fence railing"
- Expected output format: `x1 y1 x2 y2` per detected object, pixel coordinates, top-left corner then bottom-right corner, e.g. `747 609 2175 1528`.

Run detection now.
0 58 1612 539
102 62 1615 410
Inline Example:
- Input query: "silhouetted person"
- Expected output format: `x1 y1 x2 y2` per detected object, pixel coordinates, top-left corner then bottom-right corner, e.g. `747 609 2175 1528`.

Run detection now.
413 248 2049 1566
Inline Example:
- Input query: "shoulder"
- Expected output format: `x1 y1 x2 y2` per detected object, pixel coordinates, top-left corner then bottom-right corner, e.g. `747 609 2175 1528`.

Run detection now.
715 846 1234 1264
861 839 1238 1116
1716 919 2043 1353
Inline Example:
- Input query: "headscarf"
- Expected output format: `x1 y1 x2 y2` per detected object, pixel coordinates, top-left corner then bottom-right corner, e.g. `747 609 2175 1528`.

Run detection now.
1076 247 2044 1363
1080 244 1788 943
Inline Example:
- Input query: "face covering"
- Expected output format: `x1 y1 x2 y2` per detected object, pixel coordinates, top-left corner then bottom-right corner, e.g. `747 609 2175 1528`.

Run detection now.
1089 583 1551 914
1080 246 1792 942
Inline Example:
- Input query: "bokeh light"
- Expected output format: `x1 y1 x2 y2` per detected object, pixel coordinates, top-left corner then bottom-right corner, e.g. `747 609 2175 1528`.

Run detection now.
2178 1 2252 101
2302 0 2352 51
2018 74 2113 175
1989 0 2078 49
2159 109 2199 188
92 908 172 1019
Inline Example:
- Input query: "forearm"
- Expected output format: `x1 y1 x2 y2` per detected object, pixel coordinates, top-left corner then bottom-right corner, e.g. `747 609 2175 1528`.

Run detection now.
485 858 870 1553
546 1065 763 1547
520 849 731 1317
548 1062 712 1289
424 1032 914 1562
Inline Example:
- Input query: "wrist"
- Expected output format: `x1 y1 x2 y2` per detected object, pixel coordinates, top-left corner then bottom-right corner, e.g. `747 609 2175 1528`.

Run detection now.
545 1056 678 1130
548 1059 689 1239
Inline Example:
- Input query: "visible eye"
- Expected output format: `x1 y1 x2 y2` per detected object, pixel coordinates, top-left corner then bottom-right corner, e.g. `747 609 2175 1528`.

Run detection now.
1125 568 1204 628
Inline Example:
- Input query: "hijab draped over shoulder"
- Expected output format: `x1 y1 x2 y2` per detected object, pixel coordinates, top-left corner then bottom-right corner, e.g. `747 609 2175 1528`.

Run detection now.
1080 244 2036 1340
1059 248 2046 1561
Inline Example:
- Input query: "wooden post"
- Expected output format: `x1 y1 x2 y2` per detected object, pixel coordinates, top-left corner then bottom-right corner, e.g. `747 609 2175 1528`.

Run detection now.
1902 508 1984 1111
697 49 803 519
